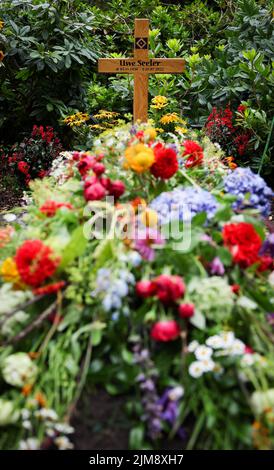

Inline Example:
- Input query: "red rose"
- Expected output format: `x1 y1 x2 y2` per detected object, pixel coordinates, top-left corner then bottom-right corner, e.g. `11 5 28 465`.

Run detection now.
178 303 195 318
15 240 60 287
84 182 106 201
154 274 185 304
136 280 156 298
182 140 204 168
108 180 125 199
17 161 30 175
151 320 181 342
93 162 105 176
151 146 178 179
223 223 262 268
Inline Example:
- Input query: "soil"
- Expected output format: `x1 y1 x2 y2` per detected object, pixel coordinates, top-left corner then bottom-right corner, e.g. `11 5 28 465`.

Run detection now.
0 178 23 212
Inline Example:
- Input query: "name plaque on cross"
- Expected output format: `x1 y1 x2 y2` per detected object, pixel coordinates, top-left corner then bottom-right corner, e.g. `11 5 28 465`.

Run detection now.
98 18 185 123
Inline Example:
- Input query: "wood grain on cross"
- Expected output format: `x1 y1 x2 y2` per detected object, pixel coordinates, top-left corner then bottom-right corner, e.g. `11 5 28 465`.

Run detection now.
98 18 185 122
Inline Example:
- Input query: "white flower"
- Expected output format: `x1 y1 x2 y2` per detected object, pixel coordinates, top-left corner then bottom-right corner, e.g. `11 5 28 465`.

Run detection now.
229 339 246 356
251 389 274 415
22 420 32 430
2 353 38 388
35 408 58 421
54 423 74 434
205 335 224 349
194 345 213 361
46 428 56 438
189 361 204 378
268 271 274 287
19 438 40 450
219 331 235 348
0 399 19 426
21 409 31 420
200 359 215 372
3 213 17 222
168 386 184 401
240 354 255 367
54 436 74 450
188 340 199 352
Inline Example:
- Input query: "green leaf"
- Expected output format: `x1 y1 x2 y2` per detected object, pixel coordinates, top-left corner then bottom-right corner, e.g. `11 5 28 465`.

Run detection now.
59 225 88 269
121 348 133 365
129 425 145 450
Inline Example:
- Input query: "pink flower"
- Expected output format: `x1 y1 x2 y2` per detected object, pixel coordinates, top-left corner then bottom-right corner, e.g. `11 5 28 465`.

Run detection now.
84 182 106 201
178 303 195 318
136 280 157 298
134 229 165 261
154 274 185 304
151 320 181 342
108 180 126 199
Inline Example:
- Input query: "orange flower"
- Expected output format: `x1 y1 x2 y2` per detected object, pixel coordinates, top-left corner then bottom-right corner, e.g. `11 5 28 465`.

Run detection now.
0 226 14 248
124 144 155 173
0 51 5 62
35 392 47 408
28 352 40 360
21 383 33 396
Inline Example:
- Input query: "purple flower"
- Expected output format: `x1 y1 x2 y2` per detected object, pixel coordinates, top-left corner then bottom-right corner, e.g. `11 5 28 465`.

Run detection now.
134 228 165 261
223 168 273 217
260 233 274 257
267 313 274 327
209 257 225 276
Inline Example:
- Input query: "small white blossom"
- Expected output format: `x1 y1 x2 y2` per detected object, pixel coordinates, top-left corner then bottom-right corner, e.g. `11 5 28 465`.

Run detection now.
200 359 215 372
35 408 58 421
19 438 40 450
188 340 199 352
22 420 32 430
219 331 235 348
21 409 31 420
189 361 204 378
168 386 184 401
54 423 74 434
229 339 246 356
54 436 74 450
205 335 224 349
195 345 213 361
3 213 17 222
240 354 255 367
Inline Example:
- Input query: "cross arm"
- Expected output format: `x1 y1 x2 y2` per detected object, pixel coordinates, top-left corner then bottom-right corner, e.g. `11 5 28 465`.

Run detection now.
98 58 185 74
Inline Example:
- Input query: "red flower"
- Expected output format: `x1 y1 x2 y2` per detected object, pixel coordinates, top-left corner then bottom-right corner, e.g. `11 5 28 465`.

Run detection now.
136 280 157 298
223 223 262 268
39 200 73 217
231 284 240 295
33 281 65 296
154 274 185 304
78 155 96 177
237 104 247 114
151 320 181 342
257 256 273 272
15 240 60 287
84 182 106 201
93 162 105 176
182 140 204 168
150 145 178 179
178 303 195 318
17 161 30 175
108 180 125 199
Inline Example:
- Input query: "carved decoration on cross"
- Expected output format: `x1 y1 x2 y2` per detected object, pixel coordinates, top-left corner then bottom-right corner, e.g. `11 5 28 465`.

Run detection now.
98 18 185 123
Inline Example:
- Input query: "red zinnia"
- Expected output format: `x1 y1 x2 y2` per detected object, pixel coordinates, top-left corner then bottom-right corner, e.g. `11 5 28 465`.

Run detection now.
154 274 185 304
15 240 60 287
40 200 73 217
151 145 178 179
182 140 204 168
222 223 262 268
151 320 181 342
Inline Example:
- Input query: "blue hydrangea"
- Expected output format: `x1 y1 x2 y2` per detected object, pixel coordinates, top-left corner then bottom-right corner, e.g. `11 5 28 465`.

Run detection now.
150 187 218 224
223 167 273 217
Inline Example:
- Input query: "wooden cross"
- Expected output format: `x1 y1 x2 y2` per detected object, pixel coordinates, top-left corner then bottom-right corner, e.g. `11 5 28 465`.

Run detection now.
98 18 185 123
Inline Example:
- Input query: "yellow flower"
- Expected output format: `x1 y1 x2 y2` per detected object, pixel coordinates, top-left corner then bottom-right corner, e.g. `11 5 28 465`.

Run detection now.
160 113 182 125
124 144 155 173
140 208 158 227
93 110 120 119
175 126 188 134
0 51 5 62
144 128 157 141
63 112 89 127
0 258 20 283
151 96 168 109
0 20 4 30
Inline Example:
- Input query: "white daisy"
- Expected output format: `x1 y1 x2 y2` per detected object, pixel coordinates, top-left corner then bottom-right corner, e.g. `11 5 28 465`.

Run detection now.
188 340 199 352
206 335 224 349
229 339 246 356
200 359 215 372
219 331 235 348
195 345 213 361
189 361 204 378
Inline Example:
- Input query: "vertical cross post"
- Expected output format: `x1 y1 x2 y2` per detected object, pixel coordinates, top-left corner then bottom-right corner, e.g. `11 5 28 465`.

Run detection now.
133 19 149 123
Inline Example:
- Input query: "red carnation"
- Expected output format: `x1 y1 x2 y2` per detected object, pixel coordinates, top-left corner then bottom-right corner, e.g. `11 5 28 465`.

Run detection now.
182 140 204 168
136 280 157 298
151 320 181 342
151 146 178 179
178 303 195 318
223 223 262 268
154 274 185 304
33 281 65 296
40 200 73 217
15 240 60 287
84 182 106 201
108 180 125 199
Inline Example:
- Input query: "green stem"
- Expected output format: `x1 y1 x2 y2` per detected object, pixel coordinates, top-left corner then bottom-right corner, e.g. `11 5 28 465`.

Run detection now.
179 169 200 188
258 117 274 174
186 411 205 450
